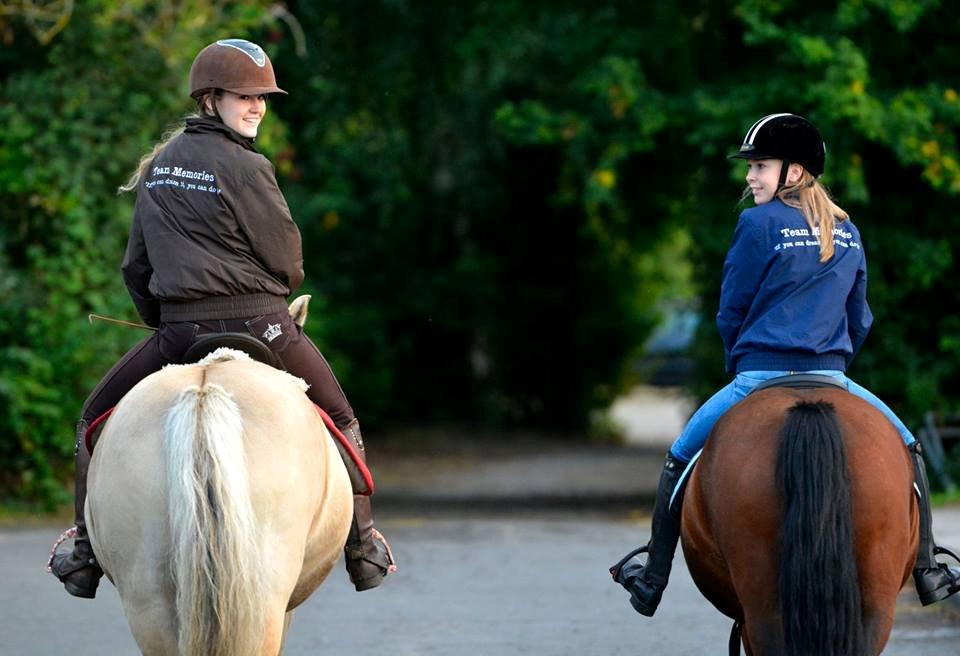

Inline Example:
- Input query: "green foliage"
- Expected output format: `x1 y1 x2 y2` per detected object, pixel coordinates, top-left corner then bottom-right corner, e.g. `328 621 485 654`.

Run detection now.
0 0 283 506
273 3 678 427
3 0 960 503
684 0 960 431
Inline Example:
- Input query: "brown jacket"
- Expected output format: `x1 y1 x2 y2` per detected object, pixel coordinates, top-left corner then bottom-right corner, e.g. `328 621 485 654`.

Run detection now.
122 117 304 326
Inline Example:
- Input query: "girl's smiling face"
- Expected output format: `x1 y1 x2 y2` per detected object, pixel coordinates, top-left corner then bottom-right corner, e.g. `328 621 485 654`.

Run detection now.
744 159 804 204
745 159 782 204
210 91 267 138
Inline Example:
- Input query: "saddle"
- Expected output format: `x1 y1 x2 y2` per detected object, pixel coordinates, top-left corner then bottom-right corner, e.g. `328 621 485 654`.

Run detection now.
183 332 282 369
84 334 375 495
749 373 846 395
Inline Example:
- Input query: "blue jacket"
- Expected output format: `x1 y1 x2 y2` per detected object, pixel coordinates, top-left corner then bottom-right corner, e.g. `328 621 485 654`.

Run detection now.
716 199 872 373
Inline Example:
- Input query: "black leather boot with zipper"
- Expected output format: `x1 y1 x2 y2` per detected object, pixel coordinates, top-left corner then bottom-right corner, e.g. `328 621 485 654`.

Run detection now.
610 452 687 617
50 421 104 599
910 442 960 605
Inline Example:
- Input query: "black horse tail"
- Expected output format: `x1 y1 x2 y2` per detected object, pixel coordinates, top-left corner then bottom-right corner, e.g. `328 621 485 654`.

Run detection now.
776 401 866 656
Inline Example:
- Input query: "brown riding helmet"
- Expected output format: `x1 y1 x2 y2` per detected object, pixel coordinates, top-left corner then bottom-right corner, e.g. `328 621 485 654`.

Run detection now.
188 39 287 99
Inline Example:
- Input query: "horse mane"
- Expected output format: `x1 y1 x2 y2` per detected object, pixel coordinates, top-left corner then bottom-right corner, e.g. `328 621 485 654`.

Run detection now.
165 370 268 656
776 400 867 656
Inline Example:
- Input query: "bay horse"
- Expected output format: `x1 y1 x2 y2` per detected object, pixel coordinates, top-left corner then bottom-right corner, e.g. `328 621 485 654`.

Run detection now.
680 386 919 655
83 306 354 654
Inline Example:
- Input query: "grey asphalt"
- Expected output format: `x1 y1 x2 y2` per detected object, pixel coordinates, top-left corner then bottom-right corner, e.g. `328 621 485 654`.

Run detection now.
368 431 960 539
9 515 958 655
365 429 960 616
6 429 960 654
8 387 959 653
369 437 665 513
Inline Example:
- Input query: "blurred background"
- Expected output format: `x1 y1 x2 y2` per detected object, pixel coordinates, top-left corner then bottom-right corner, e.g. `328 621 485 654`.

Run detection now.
2 0 960 512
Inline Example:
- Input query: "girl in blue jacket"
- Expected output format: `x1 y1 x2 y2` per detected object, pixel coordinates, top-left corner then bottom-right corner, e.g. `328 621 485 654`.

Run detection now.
611 113 959 616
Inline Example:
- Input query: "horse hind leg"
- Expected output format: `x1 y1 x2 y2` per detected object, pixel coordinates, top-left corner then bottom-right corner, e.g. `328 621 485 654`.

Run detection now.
741 617 783 656
277 611 295 654
259 605 291 655
119 590 179 655
862 609 894 655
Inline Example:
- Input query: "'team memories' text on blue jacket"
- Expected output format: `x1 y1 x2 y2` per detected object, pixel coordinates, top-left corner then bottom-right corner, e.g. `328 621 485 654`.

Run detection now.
716 199 873 373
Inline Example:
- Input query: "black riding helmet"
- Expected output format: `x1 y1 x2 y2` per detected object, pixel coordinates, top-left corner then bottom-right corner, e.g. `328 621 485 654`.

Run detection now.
729 114 826 188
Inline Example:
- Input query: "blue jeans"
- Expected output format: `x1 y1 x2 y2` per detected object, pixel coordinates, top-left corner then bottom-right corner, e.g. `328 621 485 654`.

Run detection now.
669 370 916 463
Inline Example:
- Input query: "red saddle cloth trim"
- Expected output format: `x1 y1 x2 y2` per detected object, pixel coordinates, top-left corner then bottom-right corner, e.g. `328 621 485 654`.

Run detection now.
314 406 375 496
85 407 116 453
84 404 374 495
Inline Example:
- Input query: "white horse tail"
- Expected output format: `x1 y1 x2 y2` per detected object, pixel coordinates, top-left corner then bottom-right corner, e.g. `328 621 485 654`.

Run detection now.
165 381 267 656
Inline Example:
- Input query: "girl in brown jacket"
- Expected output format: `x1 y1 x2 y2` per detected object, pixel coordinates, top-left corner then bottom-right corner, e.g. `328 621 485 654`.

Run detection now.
51 39 394 598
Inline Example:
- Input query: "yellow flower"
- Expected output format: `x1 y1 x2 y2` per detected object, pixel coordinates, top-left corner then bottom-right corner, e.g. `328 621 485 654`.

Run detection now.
850 80 865 95
595 169 616 189
921 140 940 158
945 89 958 103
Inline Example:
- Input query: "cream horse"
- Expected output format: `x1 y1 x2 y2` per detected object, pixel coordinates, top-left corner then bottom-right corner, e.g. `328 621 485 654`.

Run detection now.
84 297 354 655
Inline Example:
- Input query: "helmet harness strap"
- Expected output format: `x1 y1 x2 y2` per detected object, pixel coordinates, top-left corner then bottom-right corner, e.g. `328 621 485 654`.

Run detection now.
776 159 791 196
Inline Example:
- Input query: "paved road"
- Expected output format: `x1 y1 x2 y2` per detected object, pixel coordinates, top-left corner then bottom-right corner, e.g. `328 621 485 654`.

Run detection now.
5 513 958 655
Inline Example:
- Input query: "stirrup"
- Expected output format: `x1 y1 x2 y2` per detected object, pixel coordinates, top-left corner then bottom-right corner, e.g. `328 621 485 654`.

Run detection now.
609 544 664 617
347 529 397 592
46 526 78 573
372 528 398 575
934 545 960 564
609 544 649 583
46 525 100 578
915 545 960 606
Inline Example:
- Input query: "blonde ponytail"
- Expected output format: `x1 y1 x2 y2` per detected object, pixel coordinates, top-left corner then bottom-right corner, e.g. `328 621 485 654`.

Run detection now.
778 170 848 262
117 123 186 193
118 93 218 194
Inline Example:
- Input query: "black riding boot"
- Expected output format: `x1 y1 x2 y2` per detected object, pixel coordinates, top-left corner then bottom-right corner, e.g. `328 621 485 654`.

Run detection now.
610 452 687 617
340 419 396 591
910 442 960 605
50 421 104 599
